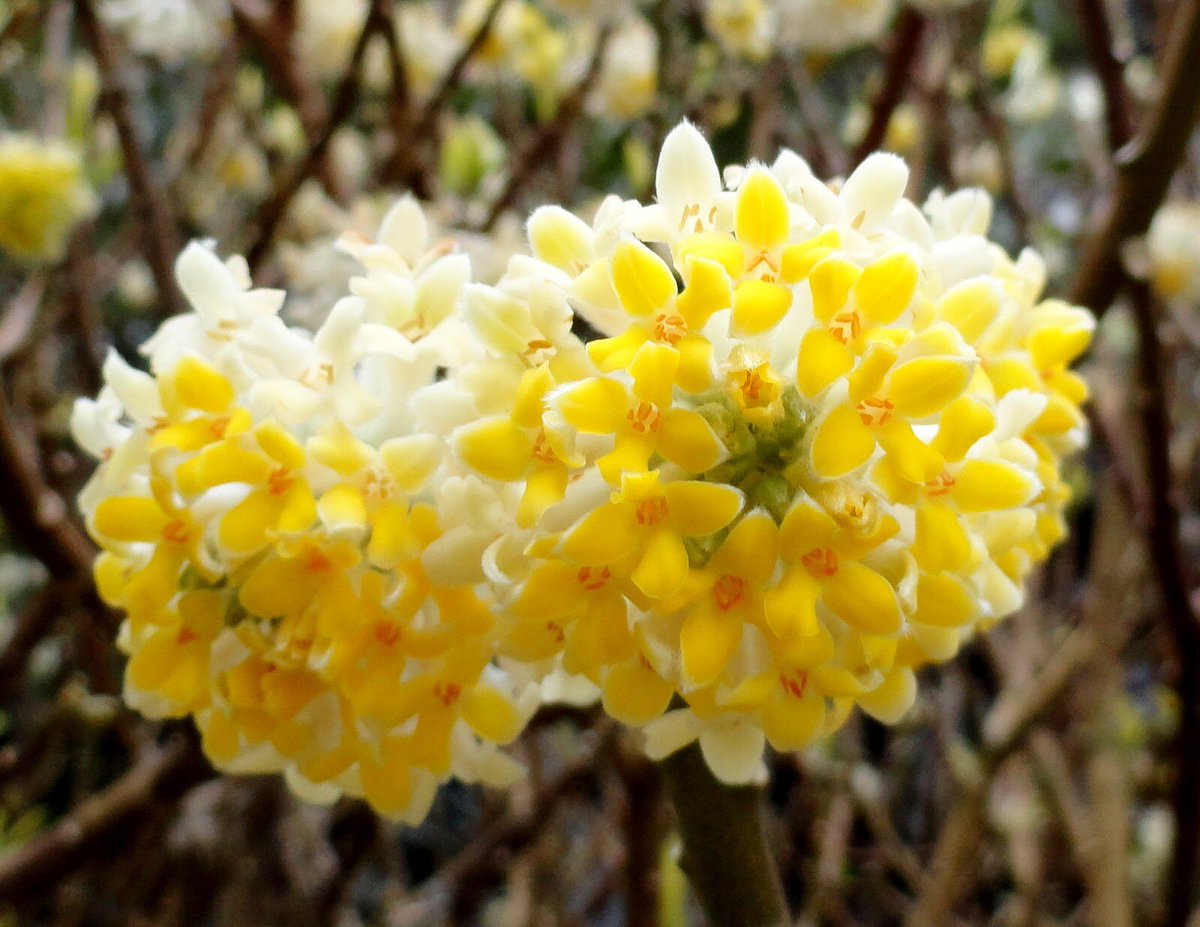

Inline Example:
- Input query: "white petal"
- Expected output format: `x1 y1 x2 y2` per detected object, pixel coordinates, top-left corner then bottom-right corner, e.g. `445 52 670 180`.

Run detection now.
698 721 767 785
840 152 909 230
378 194 429 265
656 121 722 234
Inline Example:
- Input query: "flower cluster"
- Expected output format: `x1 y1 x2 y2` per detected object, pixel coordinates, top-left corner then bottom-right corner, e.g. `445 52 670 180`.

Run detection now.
75 204 539 820
76 121 1092 812
0 134 97 262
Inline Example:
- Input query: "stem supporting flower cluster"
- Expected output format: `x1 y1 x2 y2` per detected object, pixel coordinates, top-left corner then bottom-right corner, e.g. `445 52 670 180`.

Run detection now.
659 743 790 927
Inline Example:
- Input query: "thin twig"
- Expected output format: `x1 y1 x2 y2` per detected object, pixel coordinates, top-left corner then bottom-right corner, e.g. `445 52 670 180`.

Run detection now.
74 0 184 320
1070 0 1200 315
1073 0 1135 152
0 367 95 577
852 9 926 167
0 733 212 901
410 0 506 142
245 3 386 272
1128 279 1200 927
480 27 611 232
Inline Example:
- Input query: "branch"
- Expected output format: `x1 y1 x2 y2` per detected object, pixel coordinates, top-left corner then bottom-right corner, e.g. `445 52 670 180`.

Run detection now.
0 733 212 901
851 9 926 168
1072 0 1134 152
1069 0 1200 315
1128 279 1200 927
410 0 506 142
0 366 95 577
74 0 184 321
659 742 789 927
480 26 611 231
245 2 386 272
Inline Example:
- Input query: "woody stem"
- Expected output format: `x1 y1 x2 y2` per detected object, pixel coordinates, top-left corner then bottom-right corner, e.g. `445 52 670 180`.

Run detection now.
659 741 790 927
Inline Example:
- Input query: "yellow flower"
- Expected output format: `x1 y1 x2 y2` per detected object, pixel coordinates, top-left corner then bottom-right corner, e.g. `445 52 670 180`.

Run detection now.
562 470 743 598
0 134 96 262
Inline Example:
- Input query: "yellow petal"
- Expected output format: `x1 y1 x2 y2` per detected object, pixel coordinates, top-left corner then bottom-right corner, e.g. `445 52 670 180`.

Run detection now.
876 420 944 484
631 527 690 598
93 496 168 543
913 572 978 627
277 480 317 534
676 334 714 393
930 395 995 462
511 365 556 428
175 442 272 495
778 497 842 560
602 657 673 725
173 356 234 413
913 503 972 572
317 484 368 531
854 251 918 325
379 435 442 492
811 404 875 478
735 170 789 250
883 356 973 419
307 423 373 476
513 560 585 619
610 239 677 316
780 229 841 283
453 416 533 482
936 278 1002 343
797 327 854 398
239 556 313 617
658 408 725 474
368 504 420 568
663 481 743 536
554 377 628 433
764 566 821 637
847 341 899 401
256 421 306 470
218 490 276 554
517 465 569 528
858 668 917 723
587 328 650 372
461 685 522 744
562 503 637 565
808 256 861 323
763 689 825 750
709 509 778 585
681 601 742 686
731 280 793 335
823 561 901 635
675 256 732 329
629 341 681 407
359 757 414 818
950 459 1038 512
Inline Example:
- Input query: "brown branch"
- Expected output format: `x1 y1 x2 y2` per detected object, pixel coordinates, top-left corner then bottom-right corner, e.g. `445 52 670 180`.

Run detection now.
376 6 432 198
410 0 506 142
480 27 611 232
1069 0 1200 315
0 733 213 902
0 367 95 577
1128 279 1200 927
787 59 848 177
245 3 386 273
409 722 614 920
1073 0 1135 152
659 740 789 927
851 9 926 168
74 0 184 321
